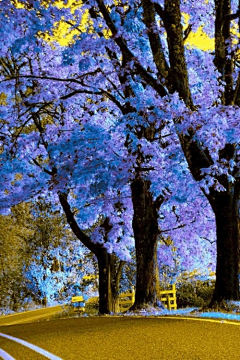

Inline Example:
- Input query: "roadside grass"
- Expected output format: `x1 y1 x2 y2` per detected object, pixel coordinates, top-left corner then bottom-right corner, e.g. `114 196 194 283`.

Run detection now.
49 304 99 320
47 302 240 323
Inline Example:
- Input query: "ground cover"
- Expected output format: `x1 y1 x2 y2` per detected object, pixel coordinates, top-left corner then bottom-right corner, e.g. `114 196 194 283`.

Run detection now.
49 301 240 324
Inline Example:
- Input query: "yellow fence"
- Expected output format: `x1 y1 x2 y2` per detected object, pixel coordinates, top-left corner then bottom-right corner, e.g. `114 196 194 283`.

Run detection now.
118 285 177 311
119 289 135 311
86 296 98 306
84 291 135 311
159 284 177 310
76 284 177 312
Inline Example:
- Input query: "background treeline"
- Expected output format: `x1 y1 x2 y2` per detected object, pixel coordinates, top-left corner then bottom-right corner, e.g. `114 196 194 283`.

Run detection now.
0 199 94 313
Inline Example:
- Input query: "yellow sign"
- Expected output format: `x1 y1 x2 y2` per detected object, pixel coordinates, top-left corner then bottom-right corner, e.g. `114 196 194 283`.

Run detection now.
71 296 84 303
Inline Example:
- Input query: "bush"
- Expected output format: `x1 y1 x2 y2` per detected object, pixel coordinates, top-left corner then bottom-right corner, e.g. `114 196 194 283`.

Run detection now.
176 280 215 308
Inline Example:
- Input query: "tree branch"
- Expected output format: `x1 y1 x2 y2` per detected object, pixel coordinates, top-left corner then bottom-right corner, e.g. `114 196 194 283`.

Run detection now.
183 24 192 42
223 10 240 21
31 158 53 176
161 223 186 233
154 194 165 211
201 236 216 244
58 192 101 254
94 0 168 97
99 89 125 111
154 3 165 22
142 0 169 81
1 72 100 85
164 0 194 109
214 0 233 105
60 89 102 100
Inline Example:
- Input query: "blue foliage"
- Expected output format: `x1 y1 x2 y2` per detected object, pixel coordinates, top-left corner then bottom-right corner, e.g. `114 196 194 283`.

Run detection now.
78 57 94 71
62 51 75 66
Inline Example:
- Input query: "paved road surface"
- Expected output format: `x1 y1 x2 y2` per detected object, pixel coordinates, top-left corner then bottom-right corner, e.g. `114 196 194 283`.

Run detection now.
0 306 64 327
0 316 240 359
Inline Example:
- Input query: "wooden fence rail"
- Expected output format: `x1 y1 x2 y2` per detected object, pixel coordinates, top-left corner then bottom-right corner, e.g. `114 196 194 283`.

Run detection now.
82 275 177 311
159 284 177 310
80 284 177 312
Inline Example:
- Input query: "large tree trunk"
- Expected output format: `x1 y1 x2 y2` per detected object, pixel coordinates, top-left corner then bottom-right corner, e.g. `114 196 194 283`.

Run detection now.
110 258 124 313
97 249 111 314
130 177 162 310
97 249 124 314
178 142 240 307
208 183 240 305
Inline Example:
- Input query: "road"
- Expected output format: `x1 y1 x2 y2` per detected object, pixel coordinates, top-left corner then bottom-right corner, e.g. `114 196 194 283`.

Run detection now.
0 316 240 359
0 306 64 327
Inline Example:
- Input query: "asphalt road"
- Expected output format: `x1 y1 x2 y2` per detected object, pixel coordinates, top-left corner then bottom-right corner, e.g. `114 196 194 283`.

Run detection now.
0 306 64 327
0 316 240 359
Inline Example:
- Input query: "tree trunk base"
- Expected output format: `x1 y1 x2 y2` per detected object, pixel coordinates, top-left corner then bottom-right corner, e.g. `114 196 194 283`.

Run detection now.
127 300 166 314
201 299 237 313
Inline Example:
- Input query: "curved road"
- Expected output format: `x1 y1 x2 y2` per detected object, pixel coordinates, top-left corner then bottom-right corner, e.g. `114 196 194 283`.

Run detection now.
0 306 64 327
0 316 239 359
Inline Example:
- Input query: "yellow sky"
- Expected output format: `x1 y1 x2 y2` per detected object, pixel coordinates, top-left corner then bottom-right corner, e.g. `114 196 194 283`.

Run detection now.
53 9 215 51
14 1 215 50
186 27 214 51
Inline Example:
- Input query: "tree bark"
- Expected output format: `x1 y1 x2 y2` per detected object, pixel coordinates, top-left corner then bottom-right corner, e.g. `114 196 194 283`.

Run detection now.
208 182 240 304
110 258 124 313
96 249 124 314
130 177 163 310
97 249 111 314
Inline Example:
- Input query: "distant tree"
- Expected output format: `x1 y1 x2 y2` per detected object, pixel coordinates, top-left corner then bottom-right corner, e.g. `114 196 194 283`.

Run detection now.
0 203 33 312
22 198 93 306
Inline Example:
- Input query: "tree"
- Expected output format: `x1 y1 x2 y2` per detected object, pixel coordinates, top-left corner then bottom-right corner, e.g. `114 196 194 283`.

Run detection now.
0 203 33 312
0 199 101 311
58 192 133 314
0 52 134 313
75 0 239 306
0 0 234 310
0 50 209 311
160 0 240 305
23 198 94 306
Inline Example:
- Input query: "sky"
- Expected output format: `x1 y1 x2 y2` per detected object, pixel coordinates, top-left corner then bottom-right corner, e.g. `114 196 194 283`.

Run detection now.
43 1 215 50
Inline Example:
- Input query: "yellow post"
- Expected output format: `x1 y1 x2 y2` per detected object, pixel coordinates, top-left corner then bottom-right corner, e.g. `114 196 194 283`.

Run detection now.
167 295 171 310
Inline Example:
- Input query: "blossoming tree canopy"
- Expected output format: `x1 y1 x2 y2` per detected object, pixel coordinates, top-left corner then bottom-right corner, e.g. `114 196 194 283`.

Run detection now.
1 0 238 185
0 0 239 308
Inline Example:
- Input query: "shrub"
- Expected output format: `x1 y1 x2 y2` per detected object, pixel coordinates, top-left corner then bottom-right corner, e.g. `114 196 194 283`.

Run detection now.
176 280 215 308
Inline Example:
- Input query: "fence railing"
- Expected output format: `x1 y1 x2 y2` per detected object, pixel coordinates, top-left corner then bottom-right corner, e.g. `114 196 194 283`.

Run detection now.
118 285 177 311
159 284 177 310
118 289 135 311
84 290 135 311
83 284 177 311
